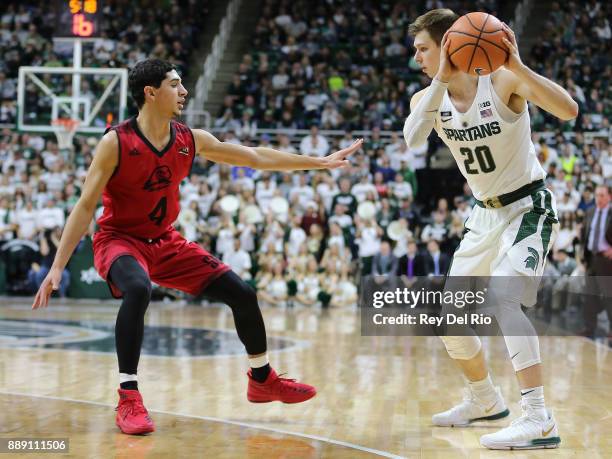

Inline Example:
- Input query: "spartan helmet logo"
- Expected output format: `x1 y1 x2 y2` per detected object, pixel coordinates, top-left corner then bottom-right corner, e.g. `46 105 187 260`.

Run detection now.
143 166 172 191
524 247 540 271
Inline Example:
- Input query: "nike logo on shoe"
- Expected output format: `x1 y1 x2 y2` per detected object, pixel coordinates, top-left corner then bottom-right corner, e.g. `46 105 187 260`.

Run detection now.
542 424 555 437
484 401 498 414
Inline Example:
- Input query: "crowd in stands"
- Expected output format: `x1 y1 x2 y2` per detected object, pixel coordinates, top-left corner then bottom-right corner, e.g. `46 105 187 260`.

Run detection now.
0 0 610 313
209 0 610 309
526 0 610 134
214 0 500 133
0 0 209 126
1 124 609 309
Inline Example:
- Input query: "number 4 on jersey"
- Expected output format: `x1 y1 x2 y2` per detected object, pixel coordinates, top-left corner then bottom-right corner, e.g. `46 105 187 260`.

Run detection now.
148 197 167 226
460 145 496 174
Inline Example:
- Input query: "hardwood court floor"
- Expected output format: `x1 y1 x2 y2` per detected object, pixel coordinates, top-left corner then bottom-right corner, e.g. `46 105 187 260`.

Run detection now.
0 299 610 458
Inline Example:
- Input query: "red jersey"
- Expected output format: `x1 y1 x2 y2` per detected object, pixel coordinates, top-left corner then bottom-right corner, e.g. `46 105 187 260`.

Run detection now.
97 117 196 239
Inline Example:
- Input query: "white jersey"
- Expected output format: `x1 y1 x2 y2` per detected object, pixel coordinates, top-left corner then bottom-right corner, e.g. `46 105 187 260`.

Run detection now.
434 75 545 200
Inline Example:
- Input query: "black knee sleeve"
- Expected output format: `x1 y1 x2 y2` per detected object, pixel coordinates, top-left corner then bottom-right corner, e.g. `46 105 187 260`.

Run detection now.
109 256 152 374
201 271 267 355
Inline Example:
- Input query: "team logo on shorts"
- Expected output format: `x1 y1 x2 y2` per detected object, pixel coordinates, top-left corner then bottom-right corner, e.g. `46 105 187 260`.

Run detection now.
524 247 540 271
143 165 172 191
202 254 221 269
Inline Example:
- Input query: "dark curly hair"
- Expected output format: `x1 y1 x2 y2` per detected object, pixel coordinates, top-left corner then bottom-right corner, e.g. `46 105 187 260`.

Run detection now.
128 59 177 109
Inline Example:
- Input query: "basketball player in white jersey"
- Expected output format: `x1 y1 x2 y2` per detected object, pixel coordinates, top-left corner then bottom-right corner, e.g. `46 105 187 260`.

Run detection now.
403 9 578 450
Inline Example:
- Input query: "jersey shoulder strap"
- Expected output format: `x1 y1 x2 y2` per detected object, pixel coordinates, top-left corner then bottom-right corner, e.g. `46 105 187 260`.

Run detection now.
104 117 134 135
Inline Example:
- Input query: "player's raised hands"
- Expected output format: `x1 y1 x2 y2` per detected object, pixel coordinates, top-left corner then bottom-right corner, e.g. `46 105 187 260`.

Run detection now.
321 138 363 169
435 31 459 83
501 22 523 72
32 267 62 309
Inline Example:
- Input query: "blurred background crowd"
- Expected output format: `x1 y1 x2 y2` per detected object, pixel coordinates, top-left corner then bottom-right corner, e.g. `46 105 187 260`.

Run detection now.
0 1 609 324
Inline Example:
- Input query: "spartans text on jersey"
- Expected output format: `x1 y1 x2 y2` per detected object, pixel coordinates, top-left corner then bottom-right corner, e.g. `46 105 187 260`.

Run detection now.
442 121 501 142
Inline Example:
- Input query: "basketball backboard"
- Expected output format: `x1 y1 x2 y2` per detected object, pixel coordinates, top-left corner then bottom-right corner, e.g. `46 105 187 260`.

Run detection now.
17 65 128 135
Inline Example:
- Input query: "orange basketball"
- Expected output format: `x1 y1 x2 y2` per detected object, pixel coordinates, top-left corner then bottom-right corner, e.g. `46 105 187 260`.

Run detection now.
447 12 509 76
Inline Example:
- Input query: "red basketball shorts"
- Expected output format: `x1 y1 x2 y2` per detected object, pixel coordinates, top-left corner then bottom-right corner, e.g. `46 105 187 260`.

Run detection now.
93 228 231 298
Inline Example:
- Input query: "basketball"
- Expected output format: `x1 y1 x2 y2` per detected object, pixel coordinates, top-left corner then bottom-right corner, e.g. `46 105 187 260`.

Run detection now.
447 12 509 76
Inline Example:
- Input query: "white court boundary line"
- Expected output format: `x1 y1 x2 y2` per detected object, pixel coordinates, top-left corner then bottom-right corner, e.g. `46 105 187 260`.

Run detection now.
0 390 406 459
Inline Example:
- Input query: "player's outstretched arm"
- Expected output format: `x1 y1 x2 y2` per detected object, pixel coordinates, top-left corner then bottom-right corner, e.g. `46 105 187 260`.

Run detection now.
500 22 579 120
192 128 363 171
32 132 118 309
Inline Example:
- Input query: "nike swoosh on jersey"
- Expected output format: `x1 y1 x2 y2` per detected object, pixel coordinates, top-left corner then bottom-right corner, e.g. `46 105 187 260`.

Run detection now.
441 117 452 122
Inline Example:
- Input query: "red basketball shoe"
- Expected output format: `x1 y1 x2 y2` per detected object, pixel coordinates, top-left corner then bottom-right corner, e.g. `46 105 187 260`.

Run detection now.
115 389 155 435
247 368 316 403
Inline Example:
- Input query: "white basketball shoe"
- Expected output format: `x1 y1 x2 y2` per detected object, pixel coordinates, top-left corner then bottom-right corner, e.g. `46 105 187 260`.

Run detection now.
480 400 561 450
432 386 510 427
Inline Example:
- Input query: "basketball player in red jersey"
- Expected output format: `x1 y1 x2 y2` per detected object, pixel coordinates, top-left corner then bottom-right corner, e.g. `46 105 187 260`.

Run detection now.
32 59 363 435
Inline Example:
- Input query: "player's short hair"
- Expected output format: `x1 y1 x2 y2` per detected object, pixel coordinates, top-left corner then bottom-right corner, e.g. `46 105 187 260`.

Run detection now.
408 8 459 46
128 59 176 108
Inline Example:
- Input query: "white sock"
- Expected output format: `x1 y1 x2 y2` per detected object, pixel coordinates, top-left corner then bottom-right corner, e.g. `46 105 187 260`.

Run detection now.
468 373 497 404
119 373 137 384
521 386 547 419
248 354 269 369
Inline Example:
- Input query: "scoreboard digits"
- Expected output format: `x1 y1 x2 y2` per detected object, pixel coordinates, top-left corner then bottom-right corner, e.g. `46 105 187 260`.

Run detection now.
56 0 101 38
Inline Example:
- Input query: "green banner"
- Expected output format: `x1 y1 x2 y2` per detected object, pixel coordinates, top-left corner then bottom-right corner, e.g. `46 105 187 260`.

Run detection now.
67 236 113 299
